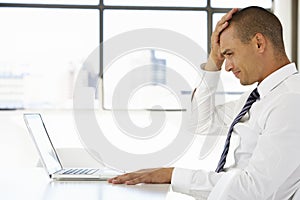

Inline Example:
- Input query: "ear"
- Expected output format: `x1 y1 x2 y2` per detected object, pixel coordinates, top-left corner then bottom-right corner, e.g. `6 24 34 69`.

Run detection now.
253 33 266 53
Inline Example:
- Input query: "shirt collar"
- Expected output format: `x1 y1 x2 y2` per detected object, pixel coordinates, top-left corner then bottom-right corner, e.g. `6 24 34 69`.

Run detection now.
257 63 298 99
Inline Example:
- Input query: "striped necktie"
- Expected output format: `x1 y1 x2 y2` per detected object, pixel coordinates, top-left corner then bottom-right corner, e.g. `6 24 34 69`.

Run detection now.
215 88 260 173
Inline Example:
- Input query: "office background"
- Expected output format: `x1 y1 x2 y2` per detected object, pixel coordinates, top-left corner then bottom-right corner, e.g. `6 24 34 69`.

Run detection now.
0 0 298 170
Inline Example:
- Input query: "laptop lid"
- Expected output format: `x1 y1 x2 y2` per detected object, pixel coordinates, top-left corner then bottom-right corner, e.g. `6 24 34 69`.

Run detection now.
24 113 63 177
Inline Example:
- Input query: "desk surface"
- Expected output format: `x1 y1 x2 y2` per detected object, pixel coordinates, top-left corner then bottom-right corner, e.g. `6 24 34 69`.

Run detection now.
0 168 194 200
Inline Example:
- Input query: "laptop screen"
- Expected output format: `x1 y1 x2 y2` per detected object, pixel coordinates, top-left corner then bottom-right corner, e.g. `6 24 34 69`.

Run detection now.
24 113 62 175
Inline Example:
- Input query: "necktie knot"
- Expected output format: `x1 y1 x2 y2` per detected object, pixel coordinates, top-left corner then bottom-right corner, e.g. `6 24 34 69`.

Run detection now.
249 88 260 101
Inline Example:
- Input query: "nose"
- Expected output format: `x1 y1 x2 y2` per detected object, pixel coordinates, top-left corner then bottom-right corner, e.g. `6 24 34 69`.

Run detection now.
224 59 234 72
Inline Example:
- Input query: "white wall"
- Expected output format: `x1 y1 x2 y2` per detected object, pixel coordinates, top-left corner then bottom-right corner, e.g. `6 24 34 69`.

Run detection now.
298 1 300 66
273 0 293 61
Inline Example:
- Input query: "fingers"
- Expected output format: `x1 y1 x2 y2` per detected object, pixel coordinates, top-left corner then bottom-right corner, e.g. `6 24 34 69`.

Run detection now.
108 174 150 185
108 170 151 184
108 168 173 185
110 174 150 185
216 8 239 28
214 8 239 39
212 21 229 45
123 176 149 185
208 8 239 70
218 8 239 26
214 21 228 36
108 173 139 184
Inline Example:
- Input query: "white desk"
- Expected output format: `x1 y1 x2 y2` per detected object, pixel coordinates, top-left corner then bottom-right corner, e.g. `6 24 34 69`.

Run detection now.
0 168 194 200
0 110 219 200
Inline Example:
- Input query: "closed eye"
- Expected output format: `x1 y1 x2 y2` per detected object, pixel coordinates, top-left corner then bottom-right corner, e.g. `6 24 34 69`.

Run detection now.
221 49 233 57
223 51 233 58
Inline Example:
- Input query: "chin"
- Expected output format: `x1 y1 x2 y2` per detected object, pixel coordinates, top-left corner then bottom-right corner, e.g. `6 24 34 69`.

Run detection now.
240 80 256 86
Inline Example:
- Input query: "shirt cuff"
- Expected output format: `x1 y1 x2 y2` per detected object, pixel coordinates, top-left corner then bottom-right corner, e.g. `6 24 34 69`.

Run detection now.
195 63 221 90
171 167 194 194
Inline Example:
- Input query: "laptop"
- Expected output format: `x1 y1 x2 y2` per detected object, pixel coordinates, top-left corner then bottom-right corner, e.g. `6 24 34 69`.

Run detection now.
24 113 123 181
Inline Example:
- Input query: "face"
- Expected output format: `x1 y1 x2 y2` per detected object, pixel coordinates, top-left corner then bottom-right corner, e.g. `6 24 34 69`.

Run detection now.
220 26 263 85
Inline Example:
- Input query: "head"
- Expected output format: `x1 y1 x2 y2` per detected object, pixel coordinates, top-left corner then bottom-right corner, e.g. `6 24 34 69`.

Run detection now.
220 6 289 85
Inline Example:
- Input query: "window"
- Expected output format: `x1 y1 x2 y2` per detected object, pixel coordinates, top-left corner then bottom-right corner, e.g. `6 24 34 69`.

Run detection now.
103 10 207 109
0 0 99 5
0 6 99 109
0 0 272 109
211 0 272 8
104 0 207 7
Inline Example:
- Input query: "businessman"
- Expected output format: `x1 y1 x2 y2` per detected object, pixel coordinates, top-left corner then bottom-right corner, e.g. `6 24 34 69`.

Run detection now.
108 6 300 199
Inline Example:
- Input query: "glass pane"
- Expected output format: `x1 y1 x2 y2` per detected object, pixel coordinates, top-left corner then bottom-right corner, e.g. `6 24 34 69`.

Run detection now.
211 0 272 8
103 10 207 109
104 0 206 7
212 13 255 102
0 0 99 5
0 8 99 109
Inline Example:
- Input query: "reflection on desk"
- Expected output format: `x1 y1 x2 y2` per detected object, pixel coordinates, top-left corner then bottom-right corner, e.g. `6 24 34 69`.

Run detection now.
0 168 194 200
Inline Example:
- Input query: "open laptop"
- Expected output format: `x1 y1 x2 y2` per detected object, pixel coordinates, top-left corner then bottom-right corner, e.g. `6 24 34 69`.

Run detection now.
24 113 122 181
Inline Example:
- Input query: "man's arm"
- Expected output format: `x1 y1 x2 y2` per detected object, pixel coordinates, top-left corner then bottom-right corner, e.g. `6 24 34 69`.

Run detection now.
108 8 239 186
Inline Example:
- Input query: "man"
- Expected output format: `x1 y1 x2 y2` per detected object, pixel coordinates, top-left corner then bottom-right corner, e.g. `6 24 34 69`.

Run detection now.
108 6 300 199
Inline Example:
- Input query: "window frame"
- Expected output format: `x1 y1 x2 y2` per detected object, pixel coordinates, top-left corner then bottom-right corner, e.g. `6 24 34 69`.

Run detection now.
0 0 273 110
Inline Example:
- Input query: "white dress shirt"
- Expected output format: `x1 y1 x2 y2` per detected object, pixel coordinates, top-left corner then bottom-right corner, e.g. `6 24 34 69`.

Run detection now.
171 63 300 200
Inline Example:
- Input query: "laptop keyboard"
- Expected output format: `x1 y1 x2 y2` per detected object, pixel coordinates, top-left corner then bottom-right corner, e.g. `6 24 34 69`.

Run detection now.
62 168 99 175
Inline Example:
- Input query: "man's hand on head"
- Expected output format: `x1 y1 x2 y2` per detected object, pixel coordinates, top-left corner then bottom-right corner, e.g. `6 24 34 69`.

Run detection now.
205 8 239 71
108 167 174 185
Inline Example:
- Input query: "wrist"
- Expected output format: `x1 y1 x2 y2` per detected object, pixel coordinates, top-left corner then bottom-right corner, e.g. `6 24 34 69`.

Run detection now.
204 54 224 71
162 167 174 183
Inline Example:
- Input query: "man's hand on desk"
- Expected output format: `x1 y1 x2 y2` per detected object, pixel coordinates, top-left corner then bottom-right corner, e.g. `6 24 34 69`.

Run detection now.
108 167 174 185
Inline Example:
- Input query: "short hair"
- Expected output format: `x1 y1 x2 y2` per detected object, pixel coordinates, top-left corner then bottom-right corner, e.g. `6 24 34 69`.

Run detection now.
229 6 285 54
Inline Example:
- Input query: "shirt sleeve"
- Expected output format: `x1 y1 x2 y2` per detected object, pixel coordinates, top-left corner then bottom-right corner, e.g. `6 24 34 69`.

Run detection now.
190 66 237 136
171 167 224 199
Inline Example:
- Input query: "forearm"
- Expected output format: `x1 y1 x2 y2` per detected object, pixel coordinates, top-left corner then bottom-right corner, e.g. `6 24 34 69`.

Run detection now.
191 65 234 135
